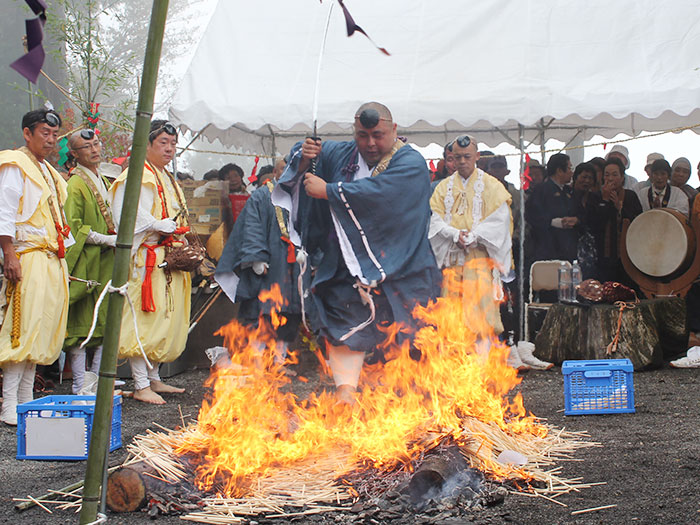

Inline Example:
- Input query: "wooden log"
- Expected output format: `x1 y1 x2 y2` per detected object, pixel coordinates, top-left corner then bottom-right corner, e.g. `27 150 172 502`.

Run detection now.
407 446 470 503
534 298 686 369
106 462 173 513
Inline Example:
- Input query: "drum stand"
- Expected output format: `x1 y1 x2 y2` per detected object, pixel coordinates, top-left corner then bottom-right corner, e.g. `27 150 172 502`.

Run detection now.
621 213 700 298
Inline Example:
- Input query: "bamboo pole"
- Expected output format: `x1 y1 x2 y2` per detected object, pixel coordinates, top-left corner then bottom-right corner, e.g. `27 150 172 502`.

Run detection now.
79 1 170 523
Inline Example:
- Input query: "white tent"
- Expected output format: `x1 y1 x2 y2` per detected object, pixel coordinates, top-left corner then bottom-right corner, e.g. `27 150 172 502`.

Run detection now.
169 0 700 155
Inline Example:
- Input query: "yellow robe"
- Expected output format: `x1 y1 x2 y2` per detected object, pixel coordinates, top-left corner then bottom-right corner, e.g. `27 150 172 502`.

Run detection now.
110 164 192 362
430 170 512 335
0 151 69 365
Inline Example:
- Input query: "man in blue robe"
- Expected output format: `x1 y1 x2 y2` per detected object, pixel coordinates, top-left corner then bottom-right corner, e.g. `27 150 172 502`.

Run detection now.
216 174 302 365
272 102 440 403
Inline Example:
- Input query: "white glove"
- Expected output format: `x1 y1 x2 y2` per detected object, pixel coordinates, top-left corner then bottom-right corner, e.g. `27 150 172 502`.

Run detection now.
86 231 117 247
151 218 177 234
252 261 269 275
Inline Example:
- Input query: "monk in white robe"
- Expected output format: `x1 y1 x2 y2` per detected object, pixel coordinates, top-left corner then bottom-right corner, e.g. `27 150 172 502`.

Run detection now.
429 135 512 336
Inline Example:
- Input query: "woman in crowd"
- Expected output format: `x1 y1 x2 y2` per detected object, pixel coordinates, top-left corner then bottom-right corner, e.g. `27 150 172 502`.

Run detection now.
572 163 598 278
588 157 643 282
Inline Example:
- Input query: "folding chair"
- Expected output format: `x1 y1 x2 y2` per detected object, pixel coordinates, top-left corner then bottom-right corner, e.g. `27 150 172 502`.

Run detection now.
524 260 571 341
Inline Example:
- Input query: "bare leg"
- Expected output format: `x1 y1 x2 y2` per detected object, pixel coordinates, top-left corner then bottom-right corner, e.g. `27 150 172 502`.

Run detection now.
130 357 165 404
327 344 365 405
147 363 185 394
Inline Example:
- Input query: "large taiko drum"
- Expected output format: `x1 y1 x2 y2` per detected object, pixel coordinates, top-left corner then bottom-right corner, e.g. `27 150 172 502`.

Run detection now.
625 209 696 278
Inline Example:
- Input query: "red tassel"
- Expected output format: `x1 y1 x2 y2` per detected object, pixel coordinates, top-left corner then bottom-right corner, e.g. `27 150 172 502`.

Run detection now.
281 236 296 263
248 156 260 184
56 234 65 259
521 154 532 191
141 244 158 312
54 221 70 258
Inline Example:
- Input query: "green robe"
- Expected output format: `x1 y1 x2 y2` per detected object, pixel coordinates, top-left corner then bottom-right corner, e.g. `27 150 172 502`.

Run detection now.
63 166 115 348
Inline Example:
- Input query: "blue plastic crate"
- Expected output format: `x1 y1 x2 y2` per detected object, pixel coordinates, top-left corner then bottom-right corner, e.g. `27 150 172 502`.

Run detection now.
16 394 122 460
562 359 635 415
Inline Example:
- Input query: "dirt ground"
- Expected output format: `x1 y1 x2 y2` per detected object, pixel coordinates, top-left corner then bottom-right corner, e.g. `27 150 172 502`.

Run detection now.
1 353 699 525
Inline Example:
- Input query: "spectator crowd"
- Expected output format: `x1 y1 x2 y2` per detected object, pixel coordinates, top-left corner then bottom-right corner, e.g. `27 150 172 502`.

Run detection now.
2 104 700 425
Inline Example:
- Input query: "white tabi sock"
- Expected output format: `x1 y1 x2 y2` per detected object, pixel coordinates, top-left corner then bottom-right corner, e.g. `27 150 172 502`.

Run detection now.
1 362 24 425
17 361 36 405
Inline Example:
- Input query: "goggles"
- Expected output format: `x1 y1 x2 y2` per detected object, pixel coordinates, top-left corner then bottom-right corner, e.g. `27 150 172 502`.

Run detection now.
149 122 178 140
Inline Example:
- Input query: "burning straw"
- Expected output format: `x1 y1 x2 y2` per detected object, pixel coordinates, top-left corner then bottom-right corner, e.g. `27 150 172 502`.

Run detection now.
121 265 599 522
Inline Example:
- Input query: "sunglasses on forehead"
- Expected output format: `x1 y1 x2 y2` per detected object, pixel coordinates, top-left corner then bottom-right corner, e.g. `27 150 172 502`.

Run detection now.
42 112 61 128
80 129 96 140
149 122 178 139
453 135 472 148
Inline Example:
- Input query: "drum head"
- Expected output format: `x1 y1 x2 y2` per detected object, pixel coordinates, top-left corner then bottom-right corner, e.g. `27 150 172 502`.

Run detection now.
626 209 690 277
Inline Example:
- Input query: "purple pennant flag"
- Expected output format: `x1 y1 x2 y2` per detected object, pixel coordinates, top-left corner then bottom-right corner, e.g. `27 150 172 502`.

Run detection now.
10 0 48 84
337 0 390 55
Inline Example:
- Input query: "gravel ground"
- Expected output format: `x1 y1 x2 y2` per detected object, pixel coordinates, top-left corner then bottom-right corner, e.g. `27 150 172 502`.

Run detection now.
1 354 699 524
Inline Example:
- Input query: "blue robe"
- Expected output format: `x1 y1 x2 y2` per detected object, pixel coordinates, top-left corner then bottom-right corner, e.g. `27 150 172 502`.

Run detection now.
216 184 302 338
273 140 440 352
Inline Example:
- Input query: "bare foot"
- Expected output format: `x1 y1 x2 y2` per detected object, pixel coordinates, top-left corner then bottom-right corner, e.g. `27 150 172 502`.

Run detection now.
150 380 185 394
133 386 165 405
335 384 357 405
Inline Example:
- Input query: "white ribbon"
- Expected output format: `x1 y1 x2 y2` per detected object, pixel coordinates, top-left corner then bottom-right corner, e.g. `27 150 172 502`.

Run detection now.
85 513 107 525
339 281 376 342
296 248 310 331
79 279 153 370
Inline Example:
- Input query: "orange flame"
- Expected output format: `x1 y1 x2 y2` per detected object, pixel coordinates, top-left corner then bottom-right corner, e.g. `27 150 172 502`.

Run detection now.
176 261 546 496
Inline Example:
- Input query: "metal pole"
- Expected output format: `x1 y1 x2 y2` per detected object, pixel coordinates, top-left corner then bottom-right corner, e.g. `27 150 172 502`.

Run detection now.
79 1 170 522
518 124 526 340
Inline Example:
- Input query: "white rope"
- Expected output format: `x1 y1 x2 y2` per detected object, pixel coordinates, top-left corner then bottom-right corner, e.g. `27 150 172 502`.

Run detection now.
79 280 153 370
337 182 387 282
339 281 376 342
296 248 310 331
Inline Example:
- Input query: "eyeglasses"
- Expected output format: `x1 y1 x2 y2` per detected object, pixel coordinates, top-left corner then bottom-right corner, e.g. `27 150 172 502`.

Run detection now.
74 129 101 151
149 122 178 140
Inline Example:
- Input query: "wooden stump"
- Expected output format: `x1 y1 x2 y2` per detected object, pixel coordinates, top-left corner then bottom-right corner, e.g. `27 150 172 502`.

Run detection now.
534 298 687 370
106 462 173 513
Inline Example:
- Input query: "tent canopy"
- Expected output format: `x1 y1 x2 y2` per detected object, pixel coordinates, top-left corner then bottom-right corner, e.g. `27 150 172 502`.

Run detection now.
169 0 700 155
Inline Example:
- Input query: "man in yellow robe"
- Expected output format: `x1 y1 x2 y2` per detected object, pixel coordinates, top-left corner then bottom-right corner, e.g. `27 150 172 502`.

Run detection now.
110 120 191 404
0 109 71 425
429 135 512 338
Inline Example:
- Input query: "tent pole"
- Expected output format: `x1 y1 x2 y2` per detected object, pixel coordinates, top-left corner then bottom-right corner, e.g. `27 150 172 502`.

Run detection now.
518 124 526 341
539 118 546 164
79 1 170 523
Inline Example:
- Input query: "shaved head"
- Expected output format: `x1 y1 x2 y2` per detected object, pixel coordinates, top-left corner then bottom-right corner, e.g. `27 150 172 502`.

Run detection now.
352 102 397 167
68 131 83 150
354 102 393 128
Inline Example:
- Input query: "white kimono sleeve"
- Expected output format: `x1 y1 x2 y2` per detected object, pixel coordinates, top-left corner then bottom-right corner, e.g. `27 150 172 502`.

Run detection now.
428 211 462 269
471 202 513 277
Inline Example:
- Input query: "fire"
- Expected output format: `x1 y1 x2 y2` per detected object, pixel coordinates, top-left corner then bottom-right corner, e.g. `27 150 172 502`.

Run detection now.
175 260 548 496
